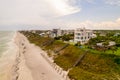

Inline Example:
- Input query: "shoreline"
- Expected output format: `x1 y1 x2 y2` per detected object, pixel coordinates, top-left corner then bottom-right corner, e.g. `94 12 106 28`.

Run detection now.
0 31 18 80
12 32 67 80
12 32 33 80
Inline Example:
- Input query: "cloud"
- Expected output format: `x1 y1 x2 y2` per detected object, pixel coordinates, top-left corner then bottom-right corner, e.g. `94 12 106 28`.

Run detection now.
104 0 120 6
0 0 120 30
0 0 80 26
85 0 96 3
0 18 120 30
47 18 120 30
77 18 120 30
48 0 80 16
36 18 120 30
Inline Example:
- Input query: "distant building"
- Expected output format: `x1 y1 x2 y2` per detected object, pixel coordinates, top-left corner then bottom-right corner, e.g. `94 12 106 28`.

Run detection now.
39 32 45 37
50 29 62 38
74 28 93 44
114 33 120 36
50 29 74 38
92 33 97 38
39 30 51 37
96 41 116 47
62 30 74 35
109 41 116 46
29 30 37 33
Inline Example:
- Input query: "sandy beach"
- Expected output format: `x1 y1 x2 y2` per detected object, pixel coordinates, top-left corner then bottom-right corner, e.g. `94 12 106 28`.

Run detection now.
11 32 66 80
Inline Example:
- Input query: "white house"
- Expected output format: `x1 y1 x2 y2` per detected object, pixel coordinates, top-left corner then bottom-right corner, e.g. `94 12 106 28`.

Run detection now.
50 29 62 38
74 28 93 44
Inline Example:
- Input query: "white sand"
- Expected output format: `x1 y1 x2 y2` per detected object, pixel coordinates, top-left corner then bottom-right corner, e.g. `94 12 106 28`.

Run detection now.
14 32 65 80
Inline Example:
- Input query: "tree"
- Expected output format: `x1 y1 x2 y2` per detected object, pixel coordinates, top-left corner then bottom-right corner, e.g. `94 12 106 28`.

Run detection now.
106 32 115 37
102 41 109 52
62 35 71 41
115 37 120 47
75 41 81 47
103 41 109 46
110 46 117 53
54 36 62 40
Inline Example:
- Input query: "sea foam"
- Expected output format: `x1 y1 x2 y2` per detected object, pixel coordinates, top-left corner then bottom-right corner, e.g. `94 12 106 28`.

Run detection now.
0 31 18 72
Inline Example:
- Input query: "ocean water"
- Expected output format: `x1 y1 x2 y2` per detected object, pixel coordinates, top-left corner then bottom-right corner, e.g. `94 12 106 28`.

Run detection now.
0 31 15 56
0 31 18 72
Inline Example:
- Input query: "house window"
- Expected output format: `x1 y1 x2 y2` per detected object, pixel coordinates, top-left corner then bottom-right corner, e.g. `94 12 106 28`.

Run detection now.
88 33 91 36
81 37 83 39
76 37 79 39
78 33 81 35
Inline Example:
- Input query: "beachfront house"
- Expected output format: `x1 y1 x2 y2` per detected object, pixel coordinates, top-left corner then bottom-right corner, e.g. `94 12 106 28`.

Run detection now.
74 28 93 44
50 29 62 38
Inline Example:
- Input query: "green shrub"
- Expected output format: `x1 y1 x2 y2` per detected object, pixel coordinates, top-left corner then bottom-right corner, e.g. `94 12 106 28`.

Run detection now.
114 58 120 64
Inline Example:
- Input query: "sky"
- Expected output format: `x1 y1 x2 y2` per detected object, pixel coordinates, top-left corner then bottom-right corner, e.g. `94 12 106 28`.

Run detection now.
0 0 120 30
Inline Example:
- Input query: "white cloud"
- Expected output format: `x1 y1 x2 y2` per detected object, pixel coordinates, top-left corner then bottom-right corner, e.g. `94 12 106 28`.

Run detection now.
35 18 120 30
116 18 120 22
0 0 80 26
76 18 120 30
48 0 80 16
86 0 96 3
1 17 120 30
0 0 120 30
46 18 120 30
105 0 120 6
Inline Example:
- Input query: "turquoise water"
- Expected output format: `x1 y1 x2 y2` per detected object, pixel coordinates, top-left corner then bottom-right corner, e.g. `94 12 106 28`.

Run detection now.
0 31 15 56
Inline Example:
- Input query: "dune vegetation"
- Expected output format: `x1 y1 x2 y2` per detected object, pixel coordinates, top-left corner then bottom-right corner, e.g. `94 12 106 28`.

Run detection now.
21 31 120 80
